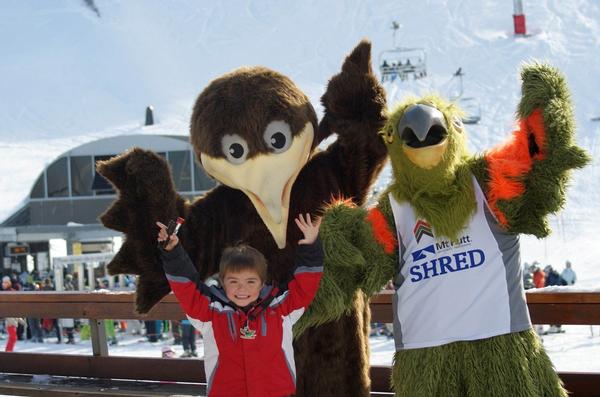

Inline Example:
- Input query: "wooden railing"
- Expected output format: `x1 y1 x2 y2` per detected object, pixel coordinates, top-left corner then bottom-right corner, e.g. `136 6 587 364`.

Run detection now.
1 291 599 396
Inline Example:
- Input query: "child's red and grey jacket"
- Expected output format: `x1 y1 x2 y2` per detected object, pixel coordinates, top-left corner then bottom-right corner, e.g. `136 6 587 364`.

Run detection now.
160 239 323 397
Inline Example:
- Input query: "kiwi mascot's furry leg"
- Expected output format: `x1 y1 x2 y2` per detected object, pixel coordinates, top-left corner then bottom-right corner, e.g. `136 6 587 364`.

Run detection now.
295 292 371 397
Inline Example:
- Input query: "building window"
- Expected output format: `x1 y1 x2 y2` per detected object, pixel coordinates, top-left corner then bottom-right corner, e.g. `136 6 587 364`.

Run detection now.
46 157 69 197
168 151 192 192
71 156 93 196
193 154 217 191
30 173 45 198
92 155 116 195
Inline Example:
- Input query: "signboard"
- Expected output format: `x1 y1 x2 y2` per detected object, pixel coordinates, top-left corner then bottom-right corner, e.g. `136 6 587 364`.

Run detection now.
6 243 30 257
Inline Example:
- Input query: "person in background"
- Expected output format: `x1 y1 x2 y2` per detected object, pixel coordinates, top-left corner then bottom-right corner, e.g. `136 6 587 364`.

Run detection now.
19 270 29 288
180 318 198 358
9 272 22 290
544 265 566 288
171 320 182 345
161 345 176 358
544 265 567 334
532 263 546 289
2 276 27 351
6 273 27 341
1 275 11 291
41 278 62 343
523 263 535 290
4 317 26 351
27 281 44 343
531 263 546 336
64 274 75 291
561 260 577 285
62 274 76 344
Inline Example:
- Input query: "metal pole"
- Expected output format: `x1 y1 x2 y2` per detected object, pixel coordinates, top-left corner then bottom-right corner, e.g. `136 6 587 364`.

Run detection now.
51 258 64 291
108 266 115 289
54 265 64 291
87 263 95 290
513 0 523 15
77 263 85 291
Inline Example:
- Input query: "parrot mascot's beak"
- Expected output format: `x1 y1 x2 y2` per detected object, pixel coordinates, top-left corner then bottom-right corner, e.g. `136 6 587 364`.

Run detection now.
396 104 449 170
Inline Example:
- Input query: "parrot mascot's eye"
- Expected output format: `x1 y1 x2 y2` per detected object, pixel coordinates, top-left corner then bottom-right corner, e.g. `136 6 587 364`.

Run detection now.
452 115 464 133
221 134 249 164
263 121 292 153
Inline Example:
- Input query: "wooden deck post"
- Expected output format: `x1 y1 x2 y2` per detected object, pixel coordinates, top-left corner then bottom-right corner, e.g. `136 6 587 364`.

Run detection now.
90 319 108 356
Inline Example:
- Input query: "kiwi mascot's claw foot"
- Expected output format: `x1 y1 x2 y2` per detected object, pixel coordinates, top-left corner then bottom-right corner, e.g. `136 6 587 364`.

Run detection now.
322 63 589 396
98 40 387 396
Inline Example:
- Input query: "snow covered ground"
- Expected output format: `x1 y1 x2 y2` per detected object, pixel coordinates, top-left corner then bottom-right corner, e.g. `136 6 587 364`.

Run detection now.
1 0 599 375
371 325 600 371
9 325 600 372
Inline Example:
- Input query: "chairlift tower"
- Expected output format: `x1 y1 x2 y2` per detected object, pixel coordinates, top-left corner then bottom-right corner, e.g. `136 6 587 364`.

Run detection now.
391 21 400 48
451 67 481 124
513 0 527 35
452 67 465 99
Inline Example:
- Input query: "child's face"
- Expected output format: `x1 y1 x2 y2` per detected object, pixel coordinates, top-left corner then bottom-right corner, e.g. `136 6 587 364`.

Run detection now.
222 268 264 307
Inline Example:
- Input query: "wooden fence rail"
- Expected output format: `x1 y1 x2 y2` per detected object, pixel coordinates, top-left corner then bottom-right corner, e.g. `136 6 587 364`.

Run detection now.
1 291 599 396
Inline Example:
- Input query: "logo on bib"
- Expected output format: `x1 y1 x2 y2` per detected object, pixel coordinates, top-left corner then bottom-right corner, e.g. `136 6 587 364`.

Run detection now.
409 249 486 282
411 244 436 261
413 219 433 242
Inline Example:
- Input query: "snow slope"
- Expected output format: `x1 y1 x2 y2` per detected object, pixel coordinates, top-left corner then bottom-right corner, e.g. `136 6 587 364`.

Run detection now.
1 0 598 289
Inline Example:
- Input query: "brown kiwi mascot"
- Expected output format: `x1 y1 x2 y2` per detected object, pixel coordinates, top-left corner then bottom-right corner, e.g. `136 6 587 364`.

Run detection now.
97 40 387 396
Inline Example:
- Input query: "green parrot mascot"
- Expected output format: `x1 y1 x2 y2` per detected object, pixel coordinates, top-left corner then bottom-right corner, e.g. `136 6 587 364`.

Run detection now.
321 63 590 396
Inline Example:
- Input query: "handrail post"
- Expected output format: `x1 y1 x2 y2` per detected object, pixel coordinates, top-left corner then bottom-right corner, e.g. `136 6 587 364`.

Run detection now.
89 319 108 357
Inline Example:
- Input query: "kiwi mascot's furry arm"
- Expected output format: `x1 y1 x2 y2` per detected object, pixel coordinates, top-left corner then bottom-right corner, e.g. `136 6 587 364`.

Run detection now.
97 41 387 315
322 63 590 298
96 149 188 312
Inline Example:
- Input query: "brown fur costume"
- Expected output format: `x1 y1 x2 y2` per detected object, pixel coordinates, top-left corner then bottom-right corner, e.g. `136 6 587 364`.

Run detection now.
98 41 386 396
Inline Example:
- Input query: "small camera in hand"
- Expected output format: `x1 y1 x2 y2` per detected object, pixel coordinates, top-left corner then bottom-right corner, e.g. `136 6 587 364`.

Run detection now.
159 217 185 249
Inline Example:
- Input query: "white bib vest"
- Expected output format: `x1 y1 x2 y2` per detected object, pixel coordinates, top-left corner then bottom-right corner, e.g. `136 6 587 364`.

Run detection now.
389 176 531 350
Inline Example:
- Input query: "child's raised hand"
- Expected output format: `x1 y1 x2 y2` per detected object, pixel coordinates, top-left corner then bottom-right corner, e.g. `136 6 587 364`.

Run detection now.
156 221 179 251
295 213 321 245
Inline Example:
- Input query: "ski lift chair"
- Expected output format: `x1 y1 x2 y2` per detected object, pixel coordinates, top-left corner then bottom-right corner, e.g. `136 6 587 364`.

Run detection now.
459 97 481 124
379 47 427 83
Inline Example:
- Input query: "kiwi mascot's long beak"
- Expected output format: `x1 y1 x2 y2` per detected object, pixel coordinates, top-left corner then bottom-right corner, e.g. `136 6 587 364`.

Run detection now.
201 124 314 248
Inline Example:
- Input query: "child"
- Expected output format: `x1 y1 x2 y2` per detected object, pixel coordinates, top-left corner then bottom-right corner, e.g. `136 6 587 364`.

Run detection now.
161 345 177 358
2 276 27 352
157 213 322 397
4 317 26 352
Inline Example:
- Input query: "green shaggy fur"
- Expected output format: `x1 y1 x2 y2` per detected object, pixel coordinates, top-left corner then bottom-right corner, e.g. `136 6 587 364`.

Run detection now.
392 330 566 397
498 63 590 236
294 203 373 336
295 201 397 336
